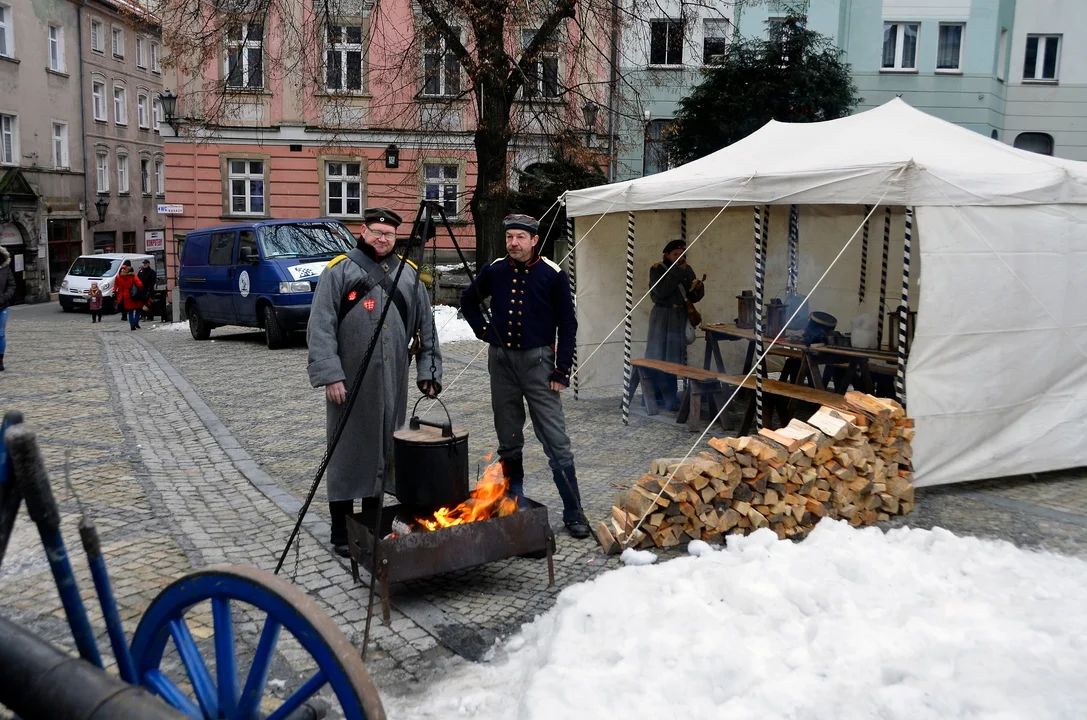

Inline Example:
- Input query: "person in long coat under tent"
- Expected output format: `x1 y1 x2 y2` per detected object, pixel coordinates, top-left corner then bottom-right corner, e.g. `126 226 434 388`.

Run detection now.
307 207 442 556
646 239 705 410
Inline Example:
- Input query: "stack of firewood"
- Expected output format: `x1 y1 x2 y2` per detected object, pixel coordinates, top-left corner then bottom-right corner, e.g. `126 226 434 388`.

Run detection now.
596 392 915 553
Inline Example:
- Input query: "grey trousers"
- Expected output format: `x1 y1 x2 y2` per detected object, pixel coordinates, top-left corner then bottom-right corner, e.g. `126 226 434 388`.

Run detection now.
488 345 574 473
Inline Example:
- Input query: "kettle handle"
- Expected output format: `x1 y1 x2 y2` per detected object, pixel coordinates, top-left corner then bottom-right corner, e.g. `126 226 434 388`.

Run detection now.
409 396 453 437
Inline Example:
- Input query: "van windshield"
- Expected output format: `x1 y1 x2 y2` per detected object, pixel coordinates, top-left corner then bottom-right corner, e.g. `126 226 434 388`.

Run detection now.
68 257 121 278
258 223 356 259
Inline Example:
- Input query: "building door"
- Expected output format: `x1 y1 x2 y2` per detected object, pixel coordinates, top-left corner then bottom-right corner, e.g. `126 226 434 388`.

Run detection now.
47 219 83 292
0 223 28 304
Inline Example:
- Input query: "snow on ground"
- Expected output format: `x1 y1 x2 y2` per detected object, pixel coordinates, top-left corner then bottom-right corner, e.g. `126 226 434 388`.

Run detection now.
384 521 1087 720
433 304 476 344
153 320 191 332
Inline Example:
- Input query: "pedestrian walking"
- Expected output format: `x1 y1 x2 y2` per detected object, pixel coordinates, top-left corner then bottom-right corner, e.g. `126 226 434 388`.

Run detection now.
645 240 705 410
0 246 15 371
137 259 156 323
114 264 144 331
460 214 589 538
307 207 443 557
118 259 132 322
88 282 104 323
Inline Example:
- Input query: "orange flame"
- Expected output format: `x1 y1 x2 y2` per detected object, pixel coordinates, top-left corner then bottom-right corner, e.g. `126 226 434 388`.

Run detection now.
415 459 518 531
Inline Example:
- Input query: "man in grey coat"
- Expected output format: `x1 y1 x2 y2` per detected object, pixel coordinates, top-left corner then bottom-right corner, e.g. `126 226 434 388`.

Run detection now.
307 207 442 556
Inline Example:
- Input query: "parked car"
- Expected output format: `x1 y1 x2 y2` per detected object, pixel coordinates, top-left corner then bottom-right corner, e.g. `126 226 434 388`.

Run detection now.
179 219 356 348
58 253 156 314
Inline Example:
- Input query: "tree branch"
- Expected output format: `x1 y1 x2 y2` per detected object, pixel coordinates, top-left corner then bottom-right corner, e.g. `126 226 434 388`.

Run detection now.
416 0 479 78
514 0 576 89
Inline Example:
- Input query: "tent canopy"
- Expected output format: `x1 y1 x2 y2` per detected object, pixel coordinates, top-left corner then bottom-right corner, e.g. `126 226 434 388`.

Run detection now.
565 99 1087 216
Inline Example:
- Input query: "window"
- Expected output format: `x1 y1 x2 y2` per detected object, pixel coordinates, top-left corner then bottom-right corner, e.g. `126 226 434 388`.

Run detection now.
112 26 123 58
137 92 149 128
208 231 236 266
48 24 64 72
96 151 109 192
226 22 263 88
650 19 683 66
1014 132 1054 156
52 122 68 168
228 159 265 214
643 119 672 176
881 22 918 70
92 81 106 121
0 4 11 59
150 41 160 72
326 24 363 91
117 153 129 194
113 84 127 124
152 97 161 131
238 230 258 261
326 161 362 216
155 159 165 196
0 114 15 165
521 28 559 99
1024 35 1059 81
996 28 1007 81
703 19 731 64
136 36 146 67
422 26 460 97
936 23 963 71
91 19 103 52
140 158 151 194
767 17 788 43
423 163 458 216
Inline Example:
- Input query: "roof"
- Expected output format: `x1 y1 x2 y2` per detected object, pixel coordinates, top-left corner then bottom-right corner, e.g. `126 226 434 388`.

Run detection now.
565 99 1087 217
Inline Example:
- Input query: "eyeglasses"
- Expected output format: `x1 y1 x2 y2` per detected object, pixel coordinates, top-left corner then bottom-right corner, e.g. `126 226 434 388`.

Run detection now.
367 229 397 241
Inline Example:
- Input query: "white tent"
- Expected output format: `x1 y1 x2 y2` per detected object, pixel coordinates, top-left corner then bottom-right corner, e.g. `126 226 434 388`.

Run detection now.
564 99 1087 487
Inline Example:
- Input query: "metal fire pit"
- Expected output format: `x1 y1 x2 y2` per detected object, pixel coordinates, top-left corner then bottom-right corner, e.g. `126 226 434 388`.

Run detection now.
345 500 555 622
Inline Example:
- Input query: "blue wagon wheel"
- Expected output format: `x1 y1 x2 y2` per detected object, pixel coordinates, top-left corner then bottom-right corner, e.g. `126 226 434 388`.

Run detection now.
129 564 385 720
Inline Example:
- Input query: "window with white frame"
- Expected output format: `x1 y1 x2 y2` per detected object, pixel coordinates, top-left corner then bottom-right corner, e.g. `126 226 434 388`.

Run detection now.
649 19 683 66
767 17 788 43
113 84 127 124
228 159 265 214
0 5 11 59
117 153 129 194
136 36 146 67
1023 34 1060 81
48 24 64 72
520 28 559 99
643 120 672 176
326 24 364 91
52 122 68 168
0 114 16 165
92 80 106 121
423 163 458 216
140 158 151 194
112 26 123 58
1014 132 1054 156
150 41 160 72
137 92 149 128
90 19 103 52
152 97 161 131
325 161 362 216
226 22 263 88
703 18 731 64
937 23 964 71
881 22 918 70
96 151 109 192
421 26 460 97
155 159 164 196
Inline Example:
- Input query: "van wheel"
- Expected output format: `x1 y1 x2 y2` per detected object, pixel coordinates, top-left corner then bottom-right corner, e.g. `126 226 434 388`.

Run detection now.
189 306 212 340
264 305 286 349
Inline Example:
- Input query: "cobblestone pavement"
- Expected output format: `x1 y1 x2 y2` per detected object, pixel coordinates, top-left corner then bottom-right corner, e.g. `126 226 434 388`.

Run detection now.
3 302 1087 716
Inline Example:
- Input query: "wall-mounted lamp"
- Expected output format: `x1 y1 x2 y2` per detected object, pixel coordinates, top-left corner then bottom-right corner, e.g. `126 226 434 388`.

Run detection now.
159 89 180 134
385 143 399 168
88 197 109 227
0 194 11 222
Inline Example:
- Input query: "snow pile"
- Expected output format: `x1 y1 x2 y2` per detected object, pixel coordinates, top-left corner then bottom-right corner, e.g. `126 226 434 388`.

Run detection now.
153 321 191 332
433 304 477 344
386 521 1087 719
619 547 657 566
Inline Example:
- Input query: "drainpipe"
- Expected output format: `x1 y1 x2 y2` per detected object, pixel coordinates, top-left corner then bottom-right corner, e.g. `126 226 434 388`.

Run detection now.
77 1 91 252
606 0 619 182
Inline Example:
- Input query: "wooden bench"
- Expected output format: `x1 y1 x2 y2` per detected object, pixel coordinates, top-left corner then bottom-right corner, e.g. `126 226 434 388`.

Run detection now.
714 374 851 434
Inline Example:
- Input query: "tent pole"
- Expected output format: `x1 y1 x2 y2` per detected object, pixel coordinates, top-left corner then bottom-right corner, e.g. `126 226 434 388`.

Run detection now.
896 208 913 407
787 204 799 296
753 206 766 430
859 205 870 303
680 209 688 378
877 206 891 348
567 212 578 400
621 211 636 425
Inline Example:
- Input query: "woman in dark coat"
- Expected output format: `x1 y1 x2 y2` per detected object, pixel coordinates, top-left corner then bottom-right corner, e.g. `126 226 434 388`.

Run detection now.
113 264 144 331
0 246 15 370
645 239 705 410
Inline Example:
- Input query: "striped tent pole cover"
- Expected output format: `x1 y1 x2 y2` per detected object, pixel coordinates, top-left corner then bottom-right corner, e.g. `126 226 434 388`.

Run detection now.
877 206 892 349
567 213 578 399
859 205 871 303
753 206 766 430
787 204 799 295
896 208 913 406
680 209 688 372
620 211 636 425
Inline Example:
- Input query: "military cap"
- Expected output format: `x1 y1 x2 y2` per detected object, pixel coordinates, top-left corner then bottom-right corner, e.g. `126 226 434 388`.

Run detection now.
502 214 539 236
364 207 403 227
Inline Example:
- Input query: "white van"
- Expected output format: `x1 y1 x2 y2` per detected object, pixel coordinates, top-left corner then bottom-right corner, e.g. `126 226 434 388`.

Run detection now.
58 253 155 313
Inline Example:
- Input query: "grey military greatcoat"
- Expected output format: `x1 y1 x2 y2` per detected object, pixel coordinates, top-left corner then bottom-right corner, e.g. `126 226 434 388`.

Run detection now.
307 250 442 501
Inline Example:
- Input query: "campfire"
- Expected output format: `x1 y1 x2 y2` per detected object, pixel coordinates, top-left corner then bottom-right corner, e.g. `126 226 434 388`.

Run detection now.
413 457 519 532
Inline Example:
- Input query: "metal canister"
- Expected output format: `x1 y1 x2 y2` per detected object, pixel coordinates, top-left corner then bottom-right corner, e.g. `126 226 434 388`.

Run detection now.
736 290 756 329
392 398 469 511
765 298 787 339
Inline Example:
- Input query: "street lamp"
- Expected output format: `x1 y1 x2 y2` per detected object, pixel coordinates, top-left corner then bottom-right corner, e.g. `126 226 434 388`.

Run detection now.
0 194 11 221
385 143 399 168
88 197 109 227
582 100 599 143
160 88 179 133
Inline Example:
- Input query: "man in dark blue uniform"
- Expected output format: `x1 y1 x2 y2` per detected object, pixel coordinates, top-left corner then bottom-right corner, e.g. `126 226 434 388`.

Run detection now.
461 214 589 538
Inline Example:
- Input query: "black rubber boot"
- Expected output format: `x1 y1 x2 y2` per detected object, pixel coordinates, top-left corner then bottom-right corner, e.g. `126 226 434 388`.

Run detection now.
329 499 353 556
554 465 590 539
0 354 5 371
501 457 525 502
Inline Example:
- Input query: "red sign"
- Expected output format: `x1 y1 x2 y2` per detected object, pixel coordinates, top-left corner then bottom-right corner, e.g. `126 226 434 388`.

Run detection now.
363 299 376 311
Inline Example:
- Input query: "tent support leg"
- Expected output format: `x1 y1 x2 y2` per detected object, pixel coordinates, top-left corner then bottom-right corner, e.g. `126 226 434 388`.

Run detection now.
877 206 891 348
753 206 766 430
788 204 799 296
859 205 870 303
567 212 578 400
896 208 913 407
620 211 636 425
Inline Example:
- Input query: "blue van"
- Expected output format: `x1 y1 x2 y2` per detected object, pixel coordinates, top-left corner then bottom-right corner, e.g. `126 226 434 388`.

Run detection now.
179 219 356 348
